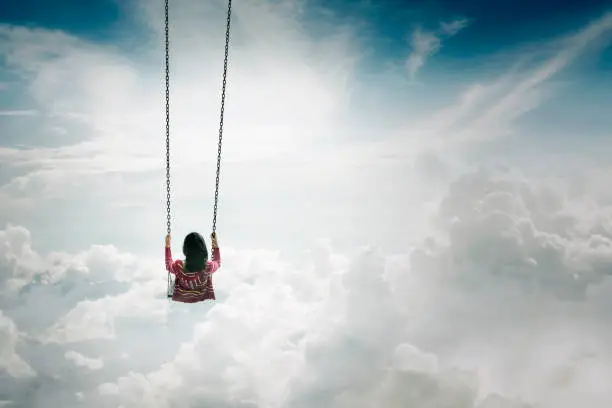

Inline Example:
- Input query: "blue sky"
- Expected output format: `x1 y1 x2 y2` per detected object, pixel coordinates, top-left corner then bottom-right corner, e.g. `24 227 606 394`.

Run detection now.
2 1 612 407
1 0 611 153
0 0 128 42
2 0 610 76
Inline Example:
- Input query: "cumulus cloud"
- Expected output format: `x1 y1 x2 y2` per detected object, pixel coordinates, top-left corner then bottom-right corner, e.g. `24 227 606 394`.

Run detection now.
0 221 515 407
1 165 612 406
0 311 35 379
436 168 612 296
398 168 612 406
64 351 103 370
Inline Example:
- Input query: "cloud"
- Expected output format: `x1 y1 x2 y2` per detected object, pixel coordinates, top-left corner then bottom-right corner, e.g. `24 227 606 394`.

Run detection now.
405 18 469 79
0 1 358 185
2 163 612 406
402 167 612 405
0 110 38 116
374 11 612 161
0 311 35 379
1 3 612 407
441 19 471 36
0 7 610 260
0 221 524 408
0 1 372 245
405 28 442 79
64 351 103 370
0 1 435 256
434 167 612 299
447 12 612 144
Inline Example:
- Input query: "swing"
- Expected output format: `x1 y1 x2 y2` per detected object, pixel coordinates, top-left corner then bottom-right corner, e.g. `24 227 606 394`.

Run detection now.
164 0 233 298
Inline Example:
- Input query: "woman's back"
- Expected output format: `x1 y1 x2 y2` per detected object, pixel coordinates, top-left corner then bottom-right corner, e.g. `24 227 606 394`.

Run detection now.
165 232 221 303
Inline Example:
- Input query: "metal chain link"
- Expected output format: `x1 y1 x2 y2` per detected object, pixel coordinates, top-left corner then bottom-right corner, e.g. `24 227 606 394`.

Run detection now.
164 0 231 297
212 0 232 234
164 0 172 297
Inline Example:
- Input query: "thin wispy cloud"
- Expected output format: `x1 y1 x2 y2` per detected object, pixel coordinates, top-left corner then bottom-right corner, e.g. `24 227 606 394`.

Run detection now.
382 11 612 158
405 18 469 79
0 109 38 116
450 12 612 144
440 18 470 36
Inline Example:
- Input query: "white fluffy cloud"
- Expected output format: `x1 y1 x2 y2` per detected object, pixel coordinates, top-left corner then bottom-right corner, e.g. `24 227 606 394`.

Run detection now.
0 311 35 379
1 167 612 407
64 351 103 371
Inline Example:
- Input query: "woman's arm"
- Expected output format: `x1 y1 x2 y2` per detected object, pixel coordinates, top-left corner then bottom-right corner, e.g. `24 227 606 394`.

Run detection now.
209 247 221 273
165 234 175 274
208 232 221 273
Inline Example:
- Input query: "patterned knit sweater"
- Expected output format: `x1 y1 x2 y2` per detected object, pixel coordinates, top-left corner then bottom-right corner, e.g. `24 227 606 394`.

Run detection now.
165 245 221 303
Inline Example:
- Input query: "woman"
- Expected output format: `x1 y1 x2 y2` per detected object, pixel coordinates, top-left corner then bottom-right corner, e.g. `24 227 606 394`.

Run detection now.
165 231 221 303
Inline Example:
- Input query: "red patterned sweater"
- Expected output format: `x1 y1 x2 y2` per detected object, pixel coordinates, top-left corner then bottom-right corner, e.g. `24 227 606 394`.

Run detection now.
165 245 221 303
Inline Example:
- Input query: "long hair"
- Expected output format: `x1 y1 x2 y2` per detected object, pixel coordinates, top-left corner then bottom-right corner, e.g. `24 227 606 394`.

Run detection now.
183 232 208 272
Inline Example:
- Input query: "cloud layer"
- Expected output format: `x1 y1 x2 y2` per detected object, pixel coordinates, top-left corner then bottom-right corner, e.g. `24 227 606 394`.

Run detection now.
2 167 612 407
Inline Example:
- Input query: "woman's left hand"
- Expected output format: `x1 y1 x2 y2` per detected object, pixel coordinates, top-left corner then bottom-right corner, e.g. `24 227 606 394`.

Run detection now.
165 234 171 247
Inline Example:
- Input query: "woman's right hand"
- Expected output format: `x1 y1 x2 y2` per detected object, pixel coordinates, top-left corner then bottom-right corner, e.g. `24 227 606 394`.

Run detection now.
165 234 171 248
211 232 218 248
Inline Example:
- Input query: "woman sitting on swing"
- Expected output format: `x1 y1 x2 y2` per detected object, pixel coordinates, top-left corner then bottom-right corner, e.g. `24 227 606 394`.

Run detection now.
165 231 221 303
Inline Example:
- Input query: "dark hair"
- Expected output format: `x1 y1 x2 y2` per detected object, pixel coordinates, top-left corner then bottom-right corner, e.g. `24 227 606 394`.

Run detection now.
183 232 208 272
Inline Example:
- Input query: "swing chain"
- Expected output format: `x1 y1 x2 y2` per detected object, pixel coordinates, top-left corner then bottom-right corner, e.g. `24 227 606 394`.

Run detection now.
212 0 232 234
165 0 172 236
164 0 231 297
165 0 172 297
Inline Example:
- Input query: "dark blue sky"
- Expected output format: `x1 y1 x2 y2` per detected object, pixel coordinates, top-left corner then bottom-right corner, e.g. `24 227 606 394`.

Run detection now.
0 0 610 112
304 0 611 67
1 0 609 46
0 0 133 43
1 0 610 128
